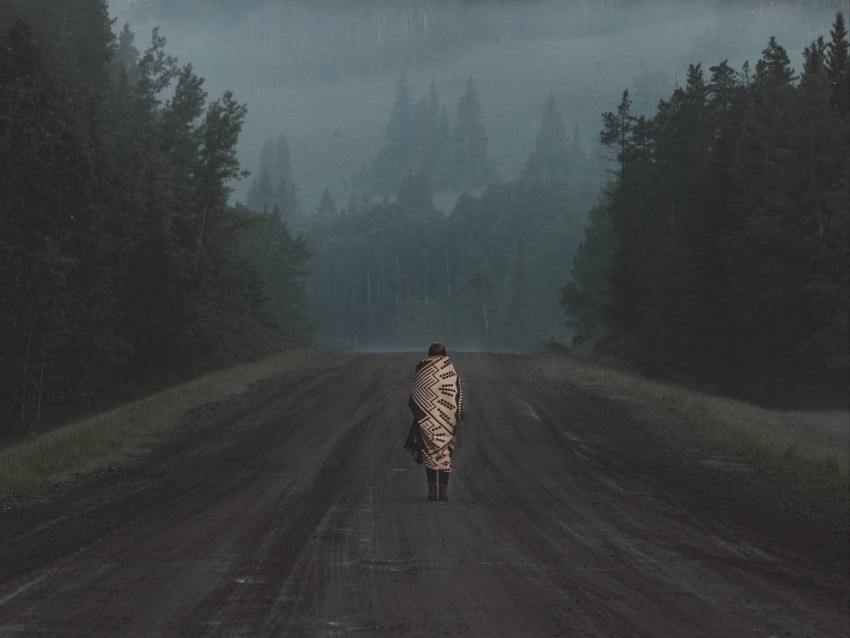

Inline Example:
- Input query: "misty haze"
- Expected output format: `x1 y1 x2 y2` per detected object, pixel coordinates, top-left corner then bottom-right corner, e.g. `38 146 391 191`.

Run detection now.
1 1 848 636
114 0 844 206
104 0 850 363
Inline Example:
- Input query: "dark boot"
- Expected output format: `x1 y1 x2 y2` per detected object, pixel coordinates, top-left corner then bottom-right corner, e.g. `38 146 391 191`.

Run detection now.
427 485 437 501
438 485 448 501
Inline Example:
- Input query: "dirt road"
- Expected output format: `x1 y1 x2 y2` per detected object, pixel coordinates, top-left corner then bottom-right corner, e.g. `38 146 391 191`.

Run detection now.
0 353 847 637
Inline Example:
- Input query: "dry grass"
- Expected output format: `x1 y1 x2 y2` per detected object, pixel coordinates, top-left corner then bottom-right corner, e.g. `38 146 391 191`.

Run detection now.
0 348 323 495
542 353 849 500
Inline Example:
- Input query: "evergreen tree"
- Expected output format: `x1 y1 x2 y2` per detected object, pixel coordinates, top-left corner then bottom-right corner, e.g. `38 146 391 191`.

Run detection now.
272 133 298 218
247 134 298 216
246 140 275 212
641 64 709 372
599 89 634 175
753 36 797 89
803 36 828 77
397 172 435 214
0 7 311 435
411 82 449 175
561 192 617 341
826 12 849 112
317 188 337 216
444 77 489 189
570 23 849 405
568 122 589 182
722 33 849 403
371 73 415 193
598 89 656 351
112 27 193 378
0 19 124 429
499 239 531 350
525 91 569 180
240 206 314 341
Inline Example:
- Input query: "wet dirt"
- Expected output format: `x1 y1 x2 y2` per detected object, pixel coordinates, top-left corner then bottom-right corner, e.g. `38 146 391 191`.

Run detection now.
0 352 847 637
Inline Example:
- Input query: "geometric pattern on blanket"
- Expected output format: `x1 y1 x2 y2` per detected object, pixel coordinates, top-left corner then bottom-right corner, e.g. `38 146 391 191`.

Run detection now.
408 355 462 471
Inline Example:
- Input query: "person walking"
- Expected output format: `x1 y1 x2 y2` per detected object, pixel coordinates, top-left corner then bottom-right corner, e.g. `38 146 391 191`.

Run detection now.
404 342 465 501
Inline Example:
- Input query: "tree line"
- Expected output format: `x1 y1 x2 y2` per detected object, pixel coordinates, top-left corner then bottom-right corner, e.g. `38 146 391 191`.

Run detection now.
238 69 593 354
267 82 594 352
3 0 844 446
355 75 492 195
302 175 589 353
349 76 591 197
0 1 310 437
563 13 849 407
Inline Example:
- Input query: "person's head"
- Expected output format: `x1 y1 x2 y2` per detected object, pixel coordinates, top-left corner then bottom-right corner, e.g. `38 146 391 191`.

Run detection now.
428 341 447 357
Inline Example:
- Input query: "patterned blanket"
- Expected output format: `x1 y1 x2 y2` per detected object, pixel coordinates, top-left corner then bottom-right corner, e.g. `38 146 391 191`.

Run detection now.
404 355 464 471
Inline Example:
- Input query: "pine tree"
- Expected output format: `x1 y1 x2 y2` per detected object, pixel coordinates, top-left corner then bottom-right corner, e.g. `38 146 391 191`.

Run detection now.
640 64 710 371
193 90 248 279
561 193 617 340
722 34 847 404
826 12 849 112
445 77 489 189
1 5 307 432
753 36 797 89
598 89 657 351
317 187 337 216
499 239 531 350
600 89 634 175
411 82 448 175
568 122 588 182
525 91 569 180
803 36 828 77
0 18 125 430
397 172 435 214
246 139 275 212
371 73 415 193
240 206 314 341
246 134 298 216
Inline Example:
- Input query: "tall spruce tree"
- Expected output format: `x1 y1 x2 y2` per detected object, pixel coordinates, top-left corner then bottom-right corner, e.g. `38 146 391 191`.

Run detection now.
561 191 618 342
826 12 849 111
445 77 489 189
411 82 449 176
525 91 569 180
599 89 656 352
371 73 415 193
247 133 298 217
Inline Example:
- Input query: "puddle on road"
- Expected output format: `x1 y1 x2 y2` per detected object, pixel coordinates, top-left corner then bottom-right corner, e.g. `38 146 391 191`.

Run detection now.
359 558 426 573
235 577 265 585
522 400 543 422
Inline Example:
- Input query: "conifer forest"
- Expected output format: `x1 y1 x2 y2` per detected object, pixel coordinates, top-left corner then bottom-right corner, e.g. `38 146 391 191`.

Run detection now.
1 0 848 438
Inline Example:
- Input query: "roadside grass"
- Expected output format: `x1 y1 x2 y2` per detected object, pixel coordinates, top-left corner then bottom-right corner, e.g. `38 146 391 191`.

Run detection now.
0 348 324 495
542 353 850 500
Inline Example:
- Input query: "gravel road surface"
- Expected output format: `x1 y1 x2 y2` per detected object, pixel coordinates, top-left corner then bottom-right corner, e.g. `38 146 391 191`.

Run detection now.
0 352 847 636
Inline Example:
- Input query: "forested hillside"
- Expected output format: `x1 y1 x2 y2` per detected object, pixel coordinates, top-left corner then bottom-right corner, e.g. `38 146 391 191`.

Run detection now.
0 1 310 437
564 15 850 407
303 176 588 351
1 0 846 443
242 80 593 352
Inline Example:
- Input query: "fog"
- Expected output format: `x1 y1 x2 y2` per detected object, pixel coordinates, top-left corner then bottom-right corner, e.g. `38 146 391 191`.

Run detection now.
110 0 848 210
1 0 846 416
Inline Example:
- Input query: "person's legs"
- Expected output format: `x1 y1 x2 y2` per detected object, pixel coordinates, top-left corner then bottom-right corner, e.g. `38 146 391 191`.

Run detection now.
426 468 437 500
438 471 449 501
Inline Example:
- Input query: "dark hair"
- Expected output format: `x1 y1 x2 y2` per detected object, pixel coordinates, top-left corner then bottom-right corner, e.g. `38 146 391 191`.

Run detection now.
428 342 447 356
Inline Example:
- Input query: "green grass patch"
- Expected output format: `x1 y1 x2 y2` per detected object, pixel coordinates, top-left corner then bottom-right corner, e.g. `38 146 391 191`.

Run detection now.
542 353 850 500
0 348 323 495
